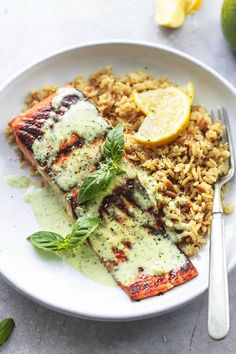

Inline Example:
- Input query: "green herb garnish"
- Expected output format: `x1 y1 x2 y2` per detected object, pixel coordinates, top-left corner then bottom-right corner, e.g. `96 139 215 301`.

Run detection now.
27 231 65 253
78 123 124 204
78 165 116 204
103 122 124 163
27 217 100 255
0 318 15 347
68 217 101 248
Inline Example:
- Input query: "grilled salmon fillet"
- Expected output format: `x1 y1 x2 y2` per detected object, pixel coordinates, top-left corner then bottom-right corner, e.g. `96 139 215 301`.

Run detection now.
9 87 198 301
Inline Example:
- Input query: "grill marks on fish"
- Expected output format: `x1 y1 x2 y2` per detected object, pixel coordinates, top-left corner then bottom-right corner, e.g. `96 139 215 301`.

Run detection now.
87 179 196 301
97 183 161 261
50 137 104 192
11 93 82 152
99 178 165 234
90 194 197 300
16 108 52 150
11 91 104 192
60 94 80 108
9 87 198 301
99 179 144 217
66 191 79 219
120 258 197 301
53 134 84 165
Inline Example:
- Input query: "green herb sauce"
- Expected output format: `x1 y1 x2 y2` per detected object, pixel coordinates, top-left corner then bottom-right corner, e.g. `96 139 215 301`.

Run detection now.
32 96 109 164
5 175 30 188
23 185 116 287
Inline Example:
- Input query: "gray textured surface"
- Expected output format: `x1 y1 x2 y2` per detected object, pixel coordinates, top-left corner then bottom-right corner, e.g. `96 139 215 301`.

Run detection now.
1 0 236 353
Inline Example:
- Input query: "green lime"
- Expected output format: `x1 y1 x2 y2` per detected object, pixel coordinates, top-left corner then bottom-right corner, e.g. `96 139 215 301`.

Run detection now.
221 0 236 52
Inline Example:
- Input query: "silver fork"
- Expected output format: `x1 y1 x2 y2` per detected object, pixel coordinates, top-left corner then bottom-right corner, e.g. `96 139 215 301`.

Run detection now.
208 107 235 340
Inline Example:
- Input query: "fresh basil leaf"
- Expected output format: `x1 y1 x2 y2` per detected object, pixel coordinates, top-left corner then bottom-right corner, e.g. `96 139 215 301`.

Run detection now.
78 167 116 204
27 231 65 254
27 218 100 255
0 318 15 347
78 123 125 204
68 218 100 248
103 123 124 164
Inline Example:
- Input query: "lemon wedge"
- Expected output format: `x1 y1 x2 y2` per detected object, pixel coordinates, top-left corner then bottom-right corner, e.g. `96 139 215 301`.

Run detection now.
185 0 202 14
155 0 186 28
133 86 192 146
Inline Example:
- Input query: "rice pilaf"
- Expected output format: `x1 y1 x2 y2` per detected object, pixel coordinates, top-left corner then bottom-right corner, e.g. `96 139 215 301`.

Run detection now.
23 67 231 256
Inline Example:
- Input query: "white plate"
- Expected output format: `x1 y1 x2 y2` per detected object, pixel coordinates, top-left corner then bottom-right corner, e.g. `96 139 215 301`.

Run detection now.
0 41 236 321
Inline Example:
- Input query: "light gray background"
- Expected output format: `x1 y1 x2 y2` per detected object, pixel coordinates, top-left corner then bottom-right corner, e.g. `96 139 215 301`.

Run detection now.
1 0 236 353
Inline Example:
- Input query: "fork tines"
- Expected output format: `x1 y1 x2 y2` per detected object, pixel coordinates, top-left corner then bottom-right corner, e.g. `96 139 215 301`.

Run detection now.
211 106 235 180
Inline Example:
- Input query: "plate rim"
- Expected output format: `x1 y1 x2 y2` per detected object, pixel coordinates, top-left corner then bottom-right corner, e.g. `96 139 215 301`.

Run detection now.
0 260 198 321
1 39 236 98
1 40 236 321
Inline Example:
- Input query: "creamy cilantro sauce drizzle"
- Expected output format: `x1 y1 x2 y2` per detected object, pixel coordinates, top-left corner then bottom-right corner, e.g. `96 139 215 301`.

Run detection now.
6 172 184 288
5 175 30 188
32 89 109 163
52 143 102 191
115 236 185 285
14 182 115 287
76 161 137 219
51 87 84 109
89 212 186 286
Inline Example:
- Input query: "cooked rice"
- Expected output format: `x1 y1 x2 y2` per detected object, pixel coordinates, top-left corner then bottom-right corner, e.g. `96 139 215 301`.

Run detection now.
17 67 231 256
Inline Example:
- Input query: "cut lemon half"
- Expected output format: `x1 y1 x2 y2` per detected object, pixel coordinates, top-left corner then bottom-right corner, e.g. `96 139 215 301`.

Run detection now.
133 86 191 146
155 0 186 28
185 0 202 14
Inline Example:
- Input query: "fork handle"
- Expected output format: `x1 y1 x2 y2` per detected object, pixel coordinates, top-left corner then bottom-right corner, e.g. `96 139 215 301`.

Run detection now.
208 212 230 340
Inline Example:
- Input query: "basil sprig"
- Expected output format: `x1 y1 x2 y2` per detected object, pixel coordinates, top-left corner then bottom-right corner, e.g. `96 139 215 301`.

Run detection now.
78 165 116 204
27 231 65 253
103 122 124 163
27 217 100 255
68 217 100 248
0 318 15 347
78 123 124 204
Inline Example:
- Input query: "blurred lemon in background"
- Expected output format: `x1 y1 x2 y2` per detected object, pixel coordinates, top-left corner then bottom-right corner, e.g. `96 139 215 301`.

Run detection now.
155 0 186 28
185 0 202 14
155 0 202 28
221 0 236 52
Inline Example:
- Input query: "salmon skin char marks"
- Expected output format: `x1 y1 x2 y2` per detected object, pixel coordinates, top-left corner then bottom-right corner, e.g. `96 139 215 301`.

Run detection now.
9 87 198 301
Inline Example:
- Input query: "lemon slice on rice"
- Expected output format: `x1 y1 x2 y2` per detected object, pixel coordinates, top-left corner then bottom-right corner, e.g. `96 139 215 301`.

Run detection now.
185 0 202 14
133 85 193 146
